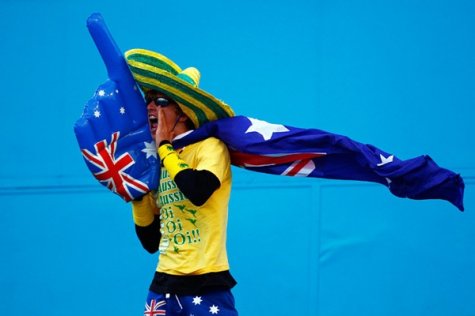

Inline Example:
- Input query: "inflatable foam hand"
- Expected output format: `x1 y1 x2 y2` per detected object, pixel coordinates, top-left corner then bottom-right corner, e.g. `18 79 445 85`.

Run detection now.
74 13 159 202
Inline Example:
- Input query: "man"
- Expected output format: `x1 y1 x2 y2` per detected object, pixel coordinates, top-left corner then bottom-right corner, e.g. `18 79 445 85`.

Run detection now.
126 49 238 315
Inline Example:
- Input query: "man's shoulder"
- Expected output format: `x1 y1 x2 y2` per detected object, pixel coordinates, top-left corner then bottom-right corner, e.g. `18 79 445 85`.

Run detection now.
190 137 230 166
195 136 227 149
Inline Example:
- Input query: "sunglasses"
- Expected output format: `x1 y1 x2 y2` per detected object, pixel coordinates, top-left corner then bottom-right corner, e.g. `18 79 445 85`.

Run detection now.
145 96 176 107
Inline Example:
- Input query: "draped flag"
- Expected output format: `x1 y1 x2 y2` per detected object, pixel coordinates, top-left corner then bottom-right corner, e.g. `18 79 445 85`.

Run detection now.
173 116 465 211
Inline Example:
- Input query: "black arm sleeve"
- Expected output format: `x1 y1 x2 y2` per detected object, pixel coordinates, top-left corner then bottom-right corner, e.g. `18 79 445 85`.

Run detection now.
174 169 221 206
135 215 161 254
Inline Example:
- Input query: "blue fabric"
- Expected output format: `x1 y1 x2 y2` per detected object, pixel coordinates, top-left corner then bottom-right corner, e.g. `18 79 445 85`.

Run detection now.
173 116 465 211
144 290 238 316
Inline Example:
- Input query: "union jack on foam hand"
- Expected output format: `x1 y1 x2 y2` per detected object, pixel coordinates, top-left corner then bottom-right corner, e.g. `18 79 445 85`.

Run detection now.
74 13 158 202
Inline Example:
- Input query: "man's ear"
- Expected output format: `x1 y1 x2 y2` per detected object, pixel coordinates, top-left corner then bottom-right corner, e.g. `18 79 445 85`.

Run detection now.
182 115 196 130
179 114 189 122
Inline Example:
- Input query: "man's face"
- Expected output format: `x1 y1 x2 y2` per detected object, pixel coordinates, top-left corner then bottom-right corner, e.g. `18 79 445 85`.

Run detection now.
145 91 181 136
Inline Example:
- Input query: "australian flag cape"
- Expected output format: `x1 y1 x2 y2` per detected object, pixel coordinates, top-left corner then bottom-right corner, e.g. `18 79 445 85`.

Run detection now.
173 116 464 211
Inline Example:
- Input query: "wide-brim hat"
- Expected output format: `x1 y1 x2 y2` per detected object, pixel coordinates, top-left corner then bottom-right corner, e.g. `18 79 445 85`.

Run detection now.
125 49 234 128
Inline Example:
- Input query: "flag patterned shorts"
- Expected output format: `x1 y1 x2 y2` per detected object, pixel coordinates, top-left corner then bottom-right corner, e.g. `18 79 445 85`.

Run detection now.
144 290 238 316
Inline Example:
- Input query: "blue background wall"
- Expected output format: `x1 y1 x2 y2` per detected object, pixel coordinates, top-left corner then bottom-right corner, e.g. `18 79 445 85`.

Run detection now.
1 0 474 315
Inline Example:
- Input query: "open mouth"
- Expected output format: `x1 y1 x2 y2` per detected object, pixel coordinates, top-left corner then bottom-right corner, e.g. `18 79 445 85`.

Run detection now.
149 115 158 131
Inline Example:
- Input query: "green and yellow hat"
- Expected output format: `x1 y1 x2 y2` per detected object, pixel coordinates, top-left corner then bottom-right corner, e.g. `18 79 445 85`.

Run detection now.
125 49 235 128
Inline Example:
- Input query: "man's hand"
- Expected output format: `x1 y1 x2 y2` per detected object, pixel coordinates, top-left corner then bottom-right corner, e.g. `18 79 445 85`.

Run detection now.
156 108 174 146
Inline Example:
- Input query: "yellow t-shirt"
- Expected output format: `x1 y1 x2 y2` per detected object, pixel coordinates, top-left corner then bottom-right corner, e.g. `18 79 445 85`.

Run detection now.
156 137 232 275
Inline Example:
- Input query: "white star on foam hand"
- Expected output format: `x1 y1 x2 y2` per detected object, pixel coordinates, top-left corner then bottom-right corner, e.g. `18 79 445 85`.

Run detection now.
93 110 101 118
377 154 394 166
209 305 220 314
245 117 289 141
97 89 106 97
192 296 202 305
119 106 126 114
142 141 157 159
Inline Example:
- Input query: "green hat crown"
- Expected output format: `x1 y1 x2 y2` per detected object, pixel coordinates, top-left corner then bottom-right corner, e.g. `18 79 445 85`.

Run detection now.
177 67 200 87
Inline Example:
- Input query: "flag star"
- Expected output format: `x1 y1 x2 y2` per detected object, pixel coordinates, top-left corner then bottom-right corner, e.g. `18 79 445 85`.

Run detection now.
142 141 157 159
97 89 106 97
94 110 101 118
192 296 202 305
209 305 220 314
120 107 126 114
377 154 394 166
115 89 119 94
245 117 289 141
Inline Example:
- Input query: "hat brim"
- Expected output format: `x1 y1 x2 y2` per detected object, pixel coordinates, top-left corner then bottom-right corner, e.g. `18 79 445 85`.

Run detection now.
125 49 234 128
